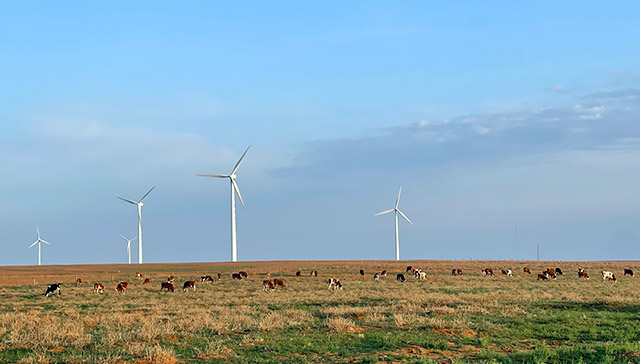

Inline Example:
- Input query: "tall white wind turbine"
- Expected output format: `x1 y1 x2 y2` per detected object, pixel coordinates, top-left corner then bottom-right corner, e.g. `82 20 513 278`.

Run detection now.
28 227 51 266
375 187 413 261
197 145 250 262
117 186 155 264
119 235 137 264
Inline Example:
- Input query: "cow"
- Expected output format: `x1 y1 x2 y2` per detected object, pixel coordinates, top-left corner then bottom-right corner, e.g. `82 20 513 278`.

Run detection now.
160 282 175 292
273 278 285 289
75 277 83 284
601 271 617 282
239 271 249 279
578 271 589 279
405 266 412 272
381 270 387 277
415 270 427 280
523 267 531 275
135 272 143 280
266 272 272 278
624 269 635 277
544 271 557 280
545 268 556 276
182 281 196 292
263 280 274 291
232 273 243 280
359 269 365 276
116 282 127 293
396 273 406 283
217 273 222 280
502 269 513 277
296 270 302 277
537 273 549 281
373 273 380 282
201 275 214 283
167 275 175 284
451 269 458 276
143 278 152 285
555 268 564 276
44 283 61 297
482 268 494 276
310 270 318 277
328 278 343 290
93 283 104 294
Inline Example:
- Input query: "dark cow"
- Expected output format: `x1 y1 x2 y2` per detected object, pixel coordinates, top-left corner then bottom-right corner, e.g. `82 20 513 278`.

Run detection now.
263 280 274 291
537 273 549 281
182 281 196 292
624 269 635 277
523 267 531 275
93 283 104 294
451 269 458 276
160 282 175 292
273 278 285 289
381 270 388 277
373 273 380 281
167 275 175 284
406 266 413 272
359 269 365 276
578 271 590 279
328 278 343 290
396 273 406 283
75 277 83 284
296 270 302 277
555 268 564 276
116 282 127 293
44 283 61 297
143 278 152 285
217 272 222 280
310 270 318 277
482 268 494 276
201 275 214 283
239 271 249 279
232 273 243 280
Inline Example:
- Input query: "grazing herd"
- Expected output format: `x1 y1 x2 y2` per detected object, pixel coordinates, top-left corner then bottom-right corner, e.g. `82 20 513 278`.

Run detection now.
41 265 637 297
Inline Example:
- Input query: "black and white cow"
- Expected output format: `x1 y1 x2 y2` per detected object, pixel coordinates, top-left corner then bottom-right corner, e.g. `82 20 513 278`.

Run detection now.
44 283 61 297
396 273 406 283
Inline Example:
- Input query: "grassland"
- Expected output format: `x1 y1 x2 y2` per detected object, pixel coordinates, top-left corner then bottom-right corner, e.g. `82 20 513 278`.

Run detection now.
0 260 639 364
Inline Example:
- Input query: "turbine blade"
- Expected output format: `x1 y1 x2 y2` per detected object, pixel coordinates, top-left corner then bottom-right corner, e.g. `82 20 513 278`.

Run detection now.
139 185 156 203
117 197 137 205
231 145 251 174
232 180 245 208
197 174 228 178
120 234 127 240
130 236 138 241
395 187 402 209
397 209 413 224
28 240 38 249
41 240 51 245
375 209 394 216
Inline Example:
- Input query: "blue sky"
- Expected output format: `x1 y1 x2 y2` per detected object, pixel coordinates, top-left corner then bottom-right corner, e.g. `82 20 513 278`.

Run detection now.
1 2 640 265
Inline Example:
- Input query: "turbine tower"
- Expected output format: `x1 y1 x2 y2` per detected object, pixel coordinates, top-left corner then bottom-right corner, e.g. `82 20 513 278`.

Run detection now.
375 187 413 261
119 234 137 264
198 145 250 262
28 227 51 266
117 186 155 264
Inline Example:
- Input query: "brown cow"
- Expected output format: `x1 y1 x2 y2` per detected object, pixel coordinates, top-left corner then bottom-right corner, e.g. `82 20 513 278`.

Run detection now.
201 275 214 283
182 281 196 292
482 268 494 276
239 271 248 279
160 282 175 292
545 268 556 276
328 278 343 290
232 273 243 280
167 275 175 284
217 272 222 280
263 280 274 291
537 273 549 281
578 271 590 279
116 282 127 293
143 278 152 285
523 267 531 275
135 272 143 280
75 277 83 284
273 278 285 289
381 270 388 277
93 283 104 294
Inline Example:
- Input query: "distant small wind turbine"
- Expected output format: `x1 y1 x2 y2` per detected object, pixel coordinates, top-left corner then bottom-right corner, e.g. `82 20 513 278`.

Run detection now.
375 187 413 261
117 186 155 264
197 145 250 262
119 235 137 264
28 227 51 266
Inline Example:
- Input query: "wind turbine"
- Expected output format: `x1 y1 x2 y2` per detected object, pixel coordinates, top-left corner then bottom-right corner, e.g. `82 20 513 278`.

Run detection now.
28 227 51 266
117 186 155 264
119 235 137 264
375 187 413 261
197 145 250 262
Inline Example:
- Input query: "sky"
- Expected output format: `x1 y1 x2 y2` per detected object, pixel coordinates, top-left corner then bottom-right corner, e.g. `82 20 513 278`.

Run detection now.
1 2 640 265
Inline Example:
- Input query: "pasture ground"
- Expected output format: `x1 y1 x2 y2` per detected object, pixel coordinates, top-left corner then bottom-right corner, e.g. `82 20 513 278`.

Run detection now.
0 260 639 364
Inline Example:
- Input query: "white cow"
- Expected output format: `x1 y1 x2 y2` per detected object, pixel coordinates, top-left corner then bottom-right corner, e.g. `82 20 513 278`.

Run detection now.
601 271 617 282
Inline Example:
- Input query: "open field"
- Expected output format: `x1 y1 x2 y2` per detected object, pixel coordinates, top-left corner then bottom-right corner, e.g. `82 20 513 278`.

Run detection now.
0 260 639 364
